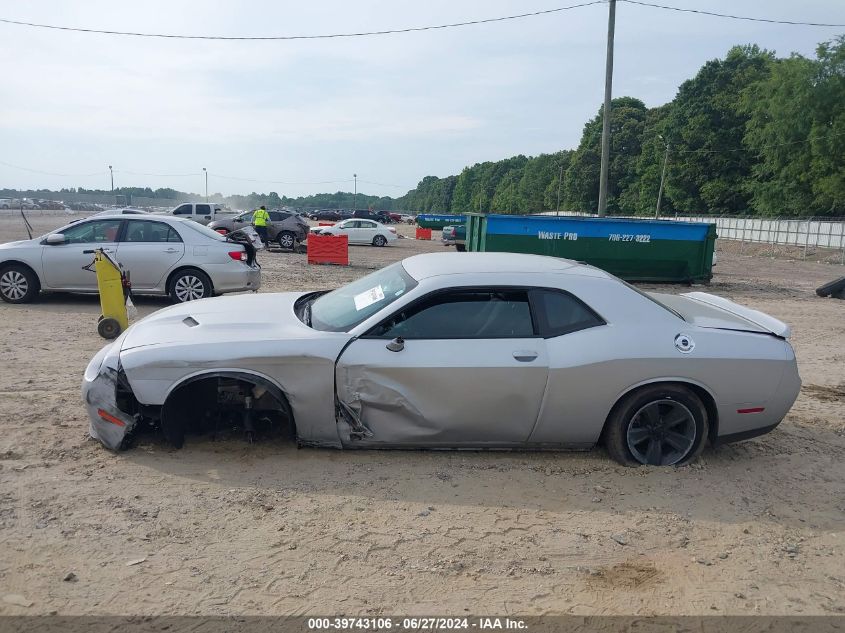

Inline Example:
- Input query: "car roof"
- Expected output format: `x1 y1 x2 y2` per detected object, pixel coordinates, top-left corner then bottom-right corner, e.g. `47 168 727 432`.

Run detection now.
77 213 187 225
401 252 611 280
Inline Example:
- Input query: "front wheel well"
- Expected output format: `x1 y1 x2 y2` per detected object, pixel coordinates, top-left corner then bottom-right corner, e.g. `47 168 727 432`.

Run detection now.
0 260 42 287
601 380 719 446
160 372 296 449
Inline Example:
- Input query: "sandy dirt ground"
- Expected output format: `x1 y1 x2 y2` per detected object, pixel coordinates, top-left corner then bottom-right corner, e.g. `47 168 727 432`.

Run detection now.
0 215 843 616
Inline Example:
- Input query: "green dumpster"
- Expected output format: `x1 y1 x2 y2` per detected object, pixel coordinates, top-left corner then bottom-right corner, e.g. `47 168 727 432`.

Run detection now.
416 214 466 230
465 213 717 283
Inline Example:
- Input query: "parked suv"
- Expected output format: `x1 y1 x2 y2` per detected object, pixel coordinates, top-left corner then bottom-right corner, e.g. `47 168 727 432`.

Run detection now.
165 202 233 225
208 209 309 249
351 209 392 223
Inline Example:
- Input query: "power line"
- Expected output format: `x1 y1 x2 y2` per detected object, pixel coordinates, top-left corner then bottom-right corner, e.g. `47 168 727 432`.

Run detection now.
619 0 845 27
0 159 104 178
114 169 202 177
670 130 845 155
209 173 353 186
0 2 605 41
358 179 408 189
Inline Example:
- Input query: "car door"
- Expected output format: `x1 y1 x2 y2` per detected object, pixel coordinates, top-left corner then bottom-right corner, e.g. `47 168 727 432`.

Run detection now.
335 288 549 447
267 211 287 240
41 218 123 290
357 220 379 243
195 204 212 224
335 220 361 242
114 220 185 290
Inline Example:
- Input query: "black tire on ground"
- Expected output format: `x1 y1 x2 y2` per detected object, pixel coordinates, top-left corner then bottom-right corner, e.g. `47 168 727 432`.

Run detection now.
603 384 708 467
456 243 467 252
0 264 40 304
816 276 845 298
373 235 387 247
277 231 296 250
97 317 122 339
168 269 212 303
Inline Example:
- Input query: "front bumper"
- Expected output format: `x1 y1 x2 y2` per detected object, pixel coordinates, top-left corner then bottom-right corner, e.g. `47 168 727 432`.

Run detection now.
82 340 135 450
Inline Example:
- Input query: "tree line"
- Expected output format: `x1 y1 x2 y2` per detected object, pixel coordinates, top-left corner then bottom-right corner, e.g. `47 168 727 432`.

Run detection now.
396 37 845 217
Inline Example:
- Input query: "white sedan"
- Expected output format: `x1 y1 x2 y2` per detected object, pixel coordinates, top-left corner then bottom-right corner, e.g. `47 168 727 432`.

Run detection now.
310 219 397 246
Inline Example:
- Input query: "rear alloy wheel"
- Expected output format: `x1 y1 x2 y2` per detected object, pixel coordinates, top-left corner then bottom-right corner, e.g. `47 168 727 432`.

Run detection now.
373 234 387 247
604 384 708 466
169 269 212 303
277 231 296 250
0 264 39 304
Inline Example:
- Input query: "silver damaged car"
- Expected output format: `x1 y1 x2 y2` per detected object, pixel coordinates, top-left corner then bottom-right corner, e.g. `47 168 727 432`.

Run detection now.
82 253 800 466
0 214 261 303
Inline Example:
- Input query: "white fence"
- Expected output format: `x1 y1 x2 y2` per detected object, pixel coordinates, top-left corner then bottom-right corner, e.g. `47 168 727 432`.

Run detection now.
543 211 845 263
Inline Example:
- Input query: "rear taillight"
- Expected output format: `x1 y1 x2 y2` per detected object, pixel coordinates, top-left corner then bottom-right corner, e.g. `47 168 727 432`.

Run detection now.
228 250 247 261
215 229 227 235
388 227 397 233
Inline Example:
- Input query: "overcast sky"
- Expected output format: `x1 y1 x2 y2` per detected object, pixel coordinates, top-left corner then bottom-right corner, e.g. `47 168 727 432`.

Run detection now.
0 1 842 198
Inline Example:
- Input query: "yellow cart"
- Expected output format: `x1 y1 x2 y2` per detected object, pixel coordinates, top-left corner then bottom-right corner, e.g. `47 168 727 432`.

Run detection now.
85 248 131 339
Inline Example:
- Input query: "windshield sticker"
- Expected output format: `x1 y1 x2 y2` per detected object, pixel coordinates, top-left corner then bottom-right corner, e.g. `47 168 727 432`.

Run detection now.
354 286 385 311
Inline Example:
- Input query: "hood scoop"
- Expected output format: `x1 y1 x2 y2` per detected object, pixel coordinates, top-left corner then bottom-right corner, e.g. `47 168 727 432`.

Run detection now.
182 316 199 328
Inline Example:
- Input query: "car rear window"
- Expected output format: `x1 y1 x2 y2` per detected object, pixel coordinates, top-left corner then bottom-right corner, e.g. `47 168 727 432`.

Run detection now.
179 220 226 241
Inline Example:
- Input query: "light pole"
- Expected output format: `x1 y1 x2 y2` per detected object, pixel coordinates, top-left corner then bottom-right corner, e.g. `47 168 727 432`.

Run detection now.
353 173 357 209
202 167 208 202
655 135 670 219
109 165 114 194
597 0 616 217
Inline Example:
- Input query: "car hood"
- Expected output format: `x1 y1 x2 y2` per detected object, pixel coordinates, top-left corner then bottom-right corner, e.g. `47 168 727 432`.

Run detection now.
120 292 330 351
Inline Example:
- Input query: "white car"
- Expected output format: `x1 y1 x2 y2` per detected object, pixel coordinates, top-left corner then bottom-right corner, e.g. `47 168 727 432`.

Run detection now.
310 218 397 246
0 214 261 304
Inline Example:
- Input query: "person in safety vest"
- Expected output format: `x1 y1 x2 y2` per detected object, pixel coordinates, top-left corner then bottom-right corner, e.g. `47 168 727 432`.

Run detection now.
252 205 270 243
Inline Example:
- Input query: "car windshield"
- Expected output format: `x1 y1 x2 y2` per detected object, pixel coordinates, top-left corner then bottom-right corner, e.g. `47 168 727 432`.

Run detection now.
179 220 226 241
309 262 418 332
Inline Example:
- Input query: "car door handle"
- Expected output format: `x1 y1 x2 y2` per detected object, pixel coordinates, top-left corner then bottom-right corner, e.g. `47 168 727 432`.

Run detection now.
512 351 538 362
163 248 180 253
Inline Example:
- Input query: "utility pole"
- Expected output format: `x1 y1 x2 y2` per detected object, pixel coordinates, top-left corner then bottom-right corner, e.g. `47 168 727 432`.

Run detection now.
353 173 357 209
556 161 564 216
655 136 669 218
597 0 616 217
109 165 114 194
203 167 208 201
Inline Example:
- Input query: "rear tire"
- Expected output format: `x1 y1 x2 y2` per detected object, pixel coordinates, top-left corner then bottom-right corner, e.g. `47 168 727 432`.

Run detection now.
373 235 387 247
0 264 39 304
169 269 212 303
277 231 296 250
604 384 708 467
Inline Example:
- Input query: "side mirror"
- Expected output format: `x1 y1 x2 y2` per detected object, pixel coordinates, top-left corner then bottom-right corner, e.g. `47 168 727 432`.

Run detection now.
46 233 65 245
386 336 405 353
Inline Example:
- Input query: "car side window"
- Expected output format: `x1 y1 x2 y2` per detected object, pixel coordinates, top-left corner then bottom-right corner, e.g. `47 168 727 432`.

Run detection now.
343 221 359 229
371 290 535 339
123 220 183 243
61 219 123 244
173 204 193 215
196 204 211 214
530 289 604 337
361 221 376 229
269 211 283 221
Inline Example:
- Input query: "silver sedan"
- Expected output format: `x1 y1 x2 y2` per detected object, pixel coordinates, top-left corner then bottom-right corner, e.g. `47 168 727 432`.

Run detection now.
82 252 800 466
0 214 261 304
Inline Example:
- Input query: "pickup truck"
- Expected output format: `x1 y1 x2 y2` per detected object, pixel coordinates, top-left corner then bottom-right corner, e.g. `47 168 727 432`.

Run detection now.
163 202 234 225
441 224 466 252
